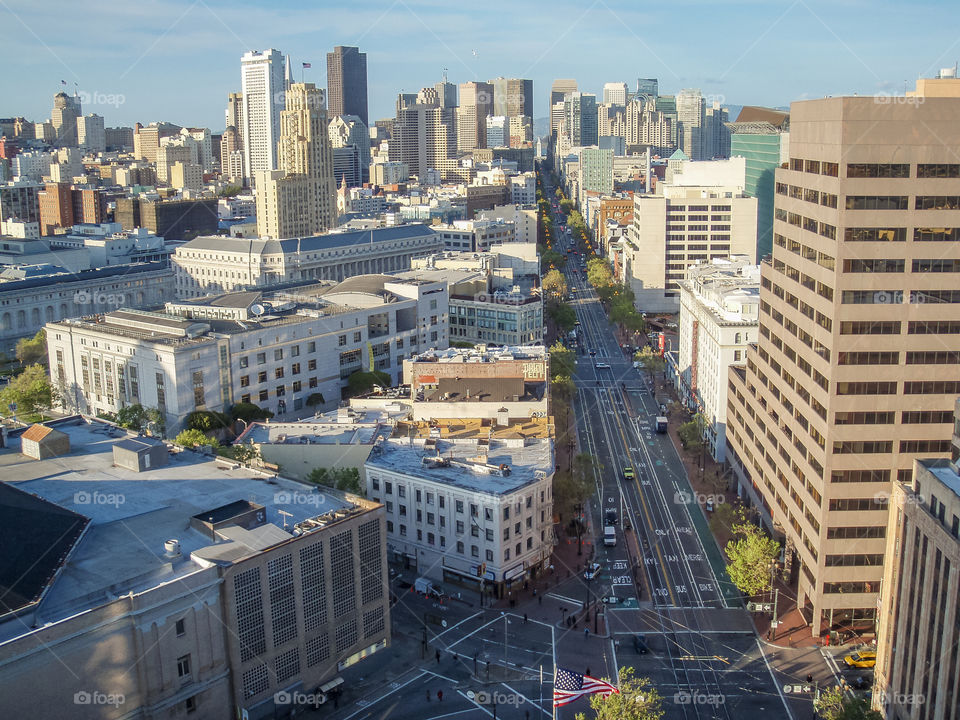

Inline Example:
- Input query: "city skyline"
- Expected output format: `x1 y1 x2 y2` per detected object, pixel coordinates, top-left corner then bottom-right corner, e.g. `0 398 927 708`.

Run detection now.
2 0 958 130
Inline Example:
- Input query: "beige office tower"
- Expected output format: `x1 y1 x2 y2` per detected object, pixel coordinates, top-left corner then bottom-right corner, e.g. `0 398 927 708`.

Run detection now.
225 92 244 148
726 87 960 638
256 83 336 239
456 81 493 153
550 79 578 136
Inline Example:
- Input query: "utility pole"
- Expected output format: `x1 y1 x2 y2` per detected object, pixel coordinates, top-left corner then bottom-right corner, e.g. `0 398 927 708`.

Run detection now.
771 588 779 641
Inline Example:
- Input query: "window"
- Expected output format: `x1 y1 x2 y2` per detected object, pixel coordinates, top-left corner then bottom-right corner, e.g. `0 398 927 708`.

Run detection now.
913 259 960 273
914 227 960 242
485 549 494 561
842 258 904 273
471 545 479 557
845 196 908 210
353 331 362 342
457 541 464 553
185 696 197 713
916 196 960 210
456 520 464 533
176 618 186 636
257 352 266 364
338 334 347 346
456 500 464 513
275 367 284 379
274 349 283 361
846 163 909 178
177 654 191 678
239 356 249 368
840 321 900 335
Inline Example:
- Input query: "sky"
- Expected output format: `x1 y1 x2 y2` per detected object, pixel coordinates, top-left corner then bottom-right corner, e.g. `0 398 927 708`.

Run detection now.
2 0 959 131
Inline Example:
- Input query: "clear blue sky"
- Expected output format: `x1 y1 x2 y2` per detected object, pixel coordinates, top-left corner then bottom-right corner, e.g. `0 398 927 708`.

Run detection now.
2 0 957 131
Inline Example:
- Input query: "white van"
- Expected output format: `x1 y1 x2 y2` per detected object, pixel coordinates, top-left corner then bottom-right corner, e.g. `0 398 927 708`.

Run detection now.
603 526 617 546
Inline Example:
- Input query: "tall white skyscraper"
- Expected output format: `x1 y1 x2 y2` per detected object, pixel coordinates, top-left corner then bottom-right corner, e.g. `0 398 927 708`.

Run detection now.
240 48 287 183
602 82 628 106
676 88 706 160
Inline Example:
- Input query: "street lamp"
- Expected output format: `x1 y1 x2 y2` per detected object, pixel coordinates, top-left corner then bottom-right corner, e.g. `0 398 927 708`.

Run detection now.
500 612 511 680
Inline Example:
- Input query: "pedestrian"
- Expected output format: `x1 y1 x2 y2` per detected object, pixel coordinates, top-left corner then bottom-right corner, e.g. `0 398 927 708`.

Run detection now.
533 587 537 598
806 673 813 683
438 690 443 702
538 593 543 606
586 667 591 676
584 627 589 638
426 689 431 702
524 612 528 624
436 649 440 664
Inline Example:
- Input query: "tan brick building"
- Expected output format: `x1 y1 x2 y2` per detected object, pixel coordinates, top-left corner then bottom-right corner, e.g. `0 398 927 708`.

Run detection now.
726 87 960 636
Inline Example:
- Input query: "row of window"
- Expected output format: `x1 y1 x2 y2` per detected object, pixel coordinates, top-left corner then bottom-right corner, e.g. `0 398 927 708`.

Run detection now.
788 160 960 179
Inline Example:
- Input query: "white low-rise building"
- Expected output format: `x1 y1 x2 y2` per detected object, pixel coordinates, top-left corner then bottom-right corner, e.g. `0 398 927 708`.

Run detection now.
676 256 759 461
431 219 515 252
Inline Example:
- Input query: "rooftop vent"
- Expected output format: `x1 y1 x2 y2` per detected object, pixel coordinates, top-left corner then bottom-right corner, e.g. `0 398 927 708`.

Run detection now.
164 539 182 558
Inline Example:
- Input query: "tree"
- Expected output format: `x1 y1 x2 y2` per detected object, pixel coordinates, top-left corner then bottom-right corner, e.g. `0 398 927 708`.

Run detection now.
542 269 568 298
725 520 780 596
15 329 47 366
308 466 363 494
185 410 231 432
635 346 665 380
549 341 576 378
554 453 597 519
677 420 704 451
0 364 53 418
547 301 576 334
575 666 664 720
229 402 274 423
347 370 390 396
226 443 261 464
814 686 883 720
540 249 565 270
115 404 164 433
175 428 220 450
305 392 326 407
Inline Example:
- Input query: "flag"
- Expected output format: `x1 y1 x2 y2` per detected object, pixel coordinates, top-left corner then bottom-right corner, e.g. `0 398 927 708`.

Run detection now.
61 80 67 85
553 667 619 707
302 62 311 68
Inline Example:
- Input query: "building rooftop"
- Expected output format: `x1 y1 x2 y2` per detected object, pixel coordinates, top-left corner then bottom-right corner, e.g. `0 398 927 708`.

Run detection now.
409 345 547 364
0 418 359 639
920 459 960 502
238 408 399 446
368 417 553 495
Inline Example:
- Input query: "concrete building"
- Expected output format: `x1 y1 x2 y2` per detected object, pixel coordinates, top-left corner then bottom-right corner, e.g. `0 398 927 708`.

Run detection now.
549 79 578 137
116 197 219 242
172 224 442 296
490 78 533 119
625 96 675 154
725 91 960 638
564 92 598 147
457 82 494 153
326 46 368 127
371 160 409 186
602 82 628 106
579 148 614 207
625 156 757 311
486 116 508 148
431 219 515 252
77 113 105 153
389 103 456 180
104 126 134 152
329 115 371 185
48 275 448 429
50 91 81 147
241 49 287 182
256 83 337 239
728 106 791 260
0 417 388 720
676 88 706 160
476 204 537 244
0 180 40 225
873 398 960 720
508 115 533 147
704 102 731 159
676 257 759 461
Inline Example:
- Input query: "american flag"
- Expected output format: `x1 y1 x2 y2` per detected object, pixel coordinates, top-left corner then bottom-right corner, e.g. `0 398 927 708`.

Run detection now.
302 62 311 68
553 667 619 707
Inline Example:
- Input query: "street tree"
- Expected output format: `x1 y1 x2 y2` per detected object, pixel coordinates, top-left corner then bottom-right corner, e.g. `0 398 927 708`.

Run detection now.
725 519 780 596
542 269 568 298
175 428 220 450
549 341 576 378
677 419 704 451
575 666 664 720
0 364 53 418
16 329 47 366
548 301 577 333
814 686 883 720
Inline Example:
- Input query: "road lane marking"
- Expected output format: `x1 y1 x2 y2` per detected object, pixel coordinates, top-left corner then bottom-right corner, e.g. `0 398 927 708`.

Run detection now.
339 671 428 720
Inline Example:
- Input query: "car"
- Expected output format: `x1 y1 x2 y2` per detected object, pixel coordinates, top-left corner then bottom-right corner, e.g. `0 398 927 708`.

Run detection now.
583 562 601 580
633 634 649 654
575 321 581 326
843 650 877 669
705 498 715 512
589 349 596 356
623 466 634 480
596 362 611 370
605 508 618 525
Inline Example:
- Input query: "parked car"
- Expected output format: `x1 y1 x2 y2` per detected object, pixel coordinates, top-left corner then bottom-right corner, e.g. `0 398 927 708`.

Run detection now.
634 634 649 654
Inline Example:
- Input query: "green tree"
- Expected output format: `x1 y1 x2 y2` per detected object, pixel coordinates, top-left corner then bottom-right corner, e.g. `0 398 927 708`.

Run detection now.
175 428 220 450
677 419 704 451
540 249 566 270
554 453 597 519
15 329 47 366
725 520 780 596
347 370 390 396
115 404 164 433
305 392 326 407
542 269 568 298
549 341 576 378
635 346 665 380
575 666 664 720
814 686 883 720
308 466 363 494
0 364 54 418
229 402 274 423
547 301 576 333
226 443 261 464
185 410 231 432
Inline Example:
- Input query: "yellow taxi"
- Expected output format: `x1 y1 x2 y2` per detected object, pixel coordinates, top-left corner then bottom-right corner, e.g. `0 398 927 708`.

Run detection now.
843 650 876 668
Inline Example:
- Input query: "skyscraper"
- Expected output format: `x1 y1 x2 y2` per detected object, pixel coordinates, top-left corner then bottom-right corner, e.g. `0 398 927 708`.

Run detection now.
50 92 81 147
256 83 336 238
636 78 659 98
602 82 628 106
326 46 368 126
550 79 578 136
457 81 494 152
241 49 286 183
225 92 243 144
389 103 456 178
726 89 960 639
676 88 706 160
490 78 533 118
564 92 598 147
434 79 458 109
77 114 105 153
329 114 371 185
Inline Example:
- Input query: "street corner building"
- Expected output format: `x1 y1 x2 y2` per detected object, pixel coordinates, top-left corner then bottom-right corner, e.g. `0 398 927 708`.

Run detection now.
0 417 389 719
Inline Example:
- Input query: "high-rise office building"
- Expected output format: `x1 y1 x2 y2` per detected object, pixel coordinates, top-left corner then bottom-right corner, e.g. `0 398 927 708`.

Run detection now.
550 79 578 136
50 92 81 147
726 89 960 639
490 77 533 118
603 82 628 106
329 115 371 186
625 96 674 153
873 399 960 720
256 83 336 239
225 91 244 146
728 106 791 259
389 103 456 178
676 88 706 160
486 116 508 148
636 78 659 99
564 92 598 147
434 79 458 109
76 114 105 153
704 102 731 159
326 46 368 126
457 81 494 152
241 48 286 182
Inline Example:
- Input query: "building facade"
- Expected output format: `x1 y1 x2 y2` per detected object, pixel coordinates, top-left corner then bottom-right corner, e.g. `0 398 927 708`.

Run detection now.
326 46 368 127
725 92 960 637
241 49 286 182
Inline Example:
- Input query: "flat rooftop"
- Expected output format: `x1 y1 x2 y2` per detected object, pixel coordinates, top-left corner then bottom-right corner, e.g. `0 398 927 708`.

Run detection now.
0 419 356 640
921 459 960 501
409 345 547 364
240 408 399 446
367 418 553 495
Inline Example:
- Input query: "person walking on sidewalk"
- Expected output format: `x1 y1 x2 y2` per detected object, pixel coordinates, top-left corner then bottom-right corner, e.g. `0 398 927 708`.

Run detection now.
584 627 589 638
437 690 443 702
435 649 440 664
